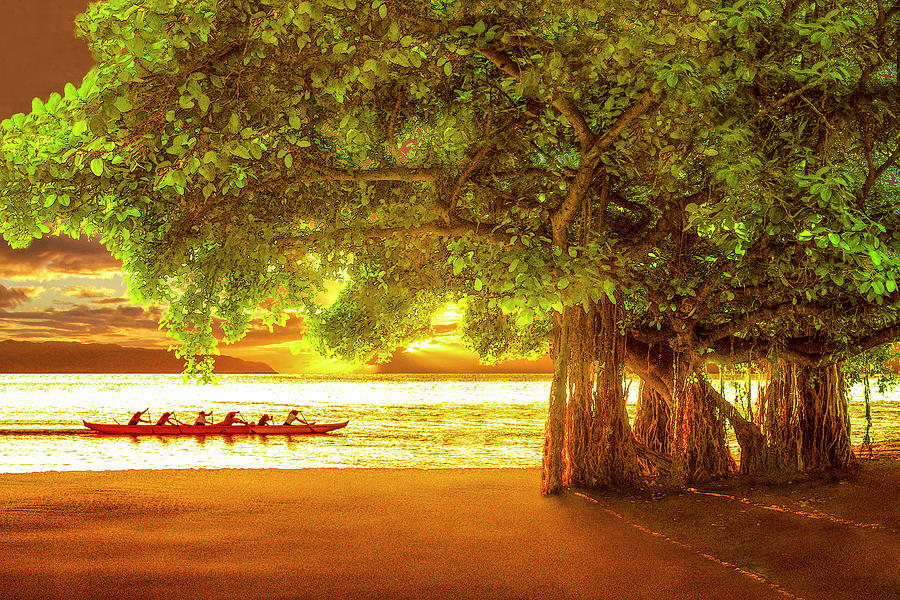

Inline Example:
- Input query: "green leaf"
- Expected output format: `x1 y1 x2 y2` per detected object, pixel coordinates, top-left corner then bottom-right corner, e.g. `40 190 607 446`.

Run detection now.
603 279 617 303
230 145 250 159
870 249 882 266
444 62 452 76
828 232 840 246
285 153 293 168
378 3 386 18
90 158 104 176
114 96 133 112
473 278 483 291
516 308 534 327
558 278 569 290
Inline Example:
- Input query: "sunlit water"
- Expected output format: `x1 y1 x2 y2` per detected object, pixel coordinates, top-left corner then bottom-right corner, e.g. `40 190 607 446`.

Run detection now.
0 374 897 473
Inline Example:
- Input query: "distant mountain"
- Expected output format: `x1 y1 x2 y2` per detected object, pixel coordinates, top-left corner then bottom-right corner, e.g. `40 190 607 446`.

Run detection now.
0 340 276 374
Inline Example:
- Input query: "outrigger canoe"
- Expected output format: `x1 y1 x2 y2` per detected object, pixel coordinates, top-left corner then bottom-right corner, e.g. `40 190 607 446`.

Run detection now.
82 420 348 435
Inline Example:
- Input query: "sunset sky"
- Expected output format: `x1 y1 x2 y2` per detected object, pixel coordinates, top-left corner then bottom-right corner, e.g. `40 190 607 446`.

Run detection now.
0 1 551 374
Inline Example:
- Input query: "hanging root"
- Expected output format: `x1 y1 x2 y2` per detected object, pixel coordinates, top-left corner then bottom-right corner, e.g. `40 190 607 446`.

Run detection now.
757 360 854 473
633 380 672 476
671 364 736 483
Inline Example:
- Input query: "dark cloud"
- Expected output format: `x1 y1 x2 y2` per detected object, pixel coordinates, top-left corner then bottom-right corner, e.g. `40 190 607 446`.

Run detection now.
0 304 165 342
0 284 29 309
221 314 306 348
90 297 132 305
0 236 121 280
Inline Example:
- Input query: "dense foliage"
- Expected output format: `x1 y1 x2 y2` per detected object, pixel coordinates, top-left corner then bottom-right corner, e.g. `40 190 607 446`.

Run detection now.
2 0 900 487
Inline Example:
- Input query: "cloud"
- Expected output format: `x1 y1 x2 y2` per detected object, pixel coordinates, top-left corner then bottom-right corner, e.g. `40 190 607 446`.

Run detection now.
0 284 43 309
0 304 166 345
90 297 132 305
60 285 118 298
0 236 121 281
0 284 28 309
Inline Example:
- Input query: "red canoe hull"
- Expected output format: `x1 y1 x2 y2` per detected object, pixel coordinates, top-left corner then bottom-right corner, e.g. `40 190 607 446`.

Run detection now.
82 421 348 435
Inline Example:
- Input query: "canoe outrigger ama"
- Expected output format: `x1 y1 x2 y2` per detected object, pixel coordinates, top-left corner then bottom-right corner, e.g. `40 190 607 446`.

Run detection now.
82 421 349 435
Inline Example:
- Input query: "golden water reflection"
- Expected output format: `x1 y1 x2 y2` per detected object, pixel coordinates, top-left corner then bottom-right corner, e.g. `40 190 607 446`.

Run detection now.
0 374 896 473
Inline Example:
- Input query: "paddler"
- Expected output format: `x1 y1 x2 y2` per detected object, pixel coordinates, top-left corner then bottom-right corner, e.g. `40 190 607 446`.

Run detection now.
155 411 181 426
283 409 309 426
193 410 213 426
255 413 273 427
214 411 249 426
127 408 151 426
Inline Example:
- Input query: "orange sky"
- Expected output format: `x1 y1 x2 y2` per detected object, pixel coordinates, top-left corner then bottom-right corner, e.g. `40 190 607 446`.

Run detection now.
0 1 551 374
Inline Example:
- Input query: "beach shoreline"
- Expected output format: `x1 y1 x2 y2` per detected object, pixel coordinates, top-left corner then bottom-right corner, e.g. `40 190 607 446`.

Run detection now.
1 464 897 599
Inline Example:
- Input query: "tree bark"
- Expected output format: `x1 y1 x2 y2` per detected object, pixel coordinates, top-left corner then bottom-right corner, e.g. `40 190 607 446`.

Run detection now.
633 380 671 476
670 360 736 483
541 311 569 495
633 380 671 454
627 339 767 478
591 298 639 487
542 299 638 494
757 360 855 472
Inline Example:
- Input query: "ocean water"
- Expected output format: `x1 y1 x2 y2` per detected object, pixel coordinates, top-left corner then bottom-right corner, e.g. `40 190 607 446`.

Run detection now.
0 374 897 473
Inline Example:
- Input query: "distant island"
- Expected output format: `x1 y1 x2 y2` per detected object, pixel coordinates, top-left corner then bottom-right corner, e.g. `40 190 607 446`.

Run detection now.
0 340 276 374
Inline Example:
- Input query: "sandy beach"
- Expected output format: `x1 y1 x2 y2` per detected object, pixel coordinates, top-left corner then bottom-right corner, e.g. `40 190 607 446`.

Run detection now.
1 465 897 600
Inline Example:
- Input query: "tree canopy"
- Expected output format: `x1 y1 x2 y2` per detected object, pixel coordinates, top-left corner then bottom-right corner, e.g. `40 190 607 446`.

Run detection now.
2 0 900 486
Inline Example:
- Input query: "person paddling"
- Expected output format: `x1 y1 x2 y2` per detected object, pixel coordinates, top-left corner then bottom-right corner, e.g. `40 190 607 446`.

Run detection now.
283 409 309 426
127 408 150 426
214 411 249 426
256 413 273 427
193 411 213 426
155 411 182 426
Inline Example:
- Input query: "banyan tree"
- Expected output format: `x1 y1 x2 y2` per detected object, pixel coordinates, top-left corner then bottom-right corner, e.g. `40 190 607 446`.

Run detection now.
2 0 900 494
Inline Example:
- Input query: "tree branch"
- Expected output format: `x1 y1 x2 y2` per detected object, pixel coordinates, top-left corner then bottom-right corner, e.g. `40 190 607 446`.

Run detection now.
746 81 819 126
475 46 594 152
828 321 900 360
278 166 441 184
701 303 826 346
448 145 493 220
583 91 657 161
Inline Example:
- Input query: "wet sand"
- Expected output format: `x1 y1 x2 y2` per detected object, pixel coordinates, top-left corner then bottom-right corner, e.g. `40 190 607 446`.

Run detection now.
0 465 897 600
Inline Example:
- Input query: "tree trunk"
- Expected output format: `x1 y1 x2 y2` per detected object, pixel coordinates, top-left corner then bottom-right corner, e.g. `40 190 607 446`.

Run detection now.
633 380 671 475
541 299 638 494
670 361 736 483
699 376 777 475
591 298 639 487
757 360 854 472
541 311 569 495
626 339 781 478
